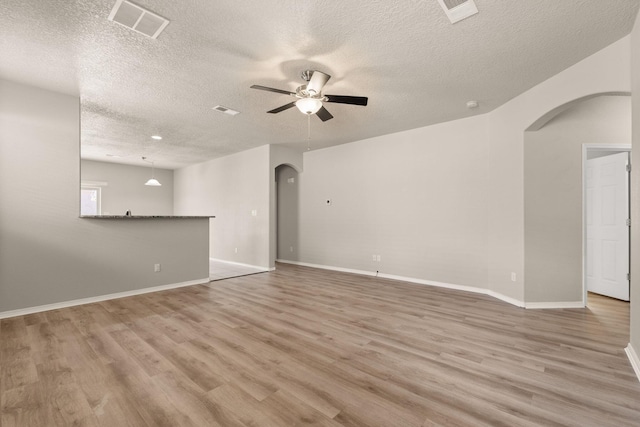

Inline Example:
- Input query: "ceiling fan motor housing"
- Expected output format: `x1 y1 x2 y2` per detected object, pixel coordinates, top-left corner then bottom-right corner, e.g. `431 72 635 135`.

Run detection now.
296 84 326 100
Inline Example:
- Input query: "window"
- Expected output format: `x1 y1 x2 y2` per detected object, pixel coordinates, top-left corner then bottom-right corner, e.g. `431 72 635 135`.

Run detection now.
80 186 101 215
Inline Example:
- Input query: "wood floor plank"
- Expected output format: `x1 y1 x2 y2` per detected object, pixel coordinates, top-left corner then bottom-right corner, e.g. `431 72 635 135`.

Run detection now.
258 389 345 427
2 263 640 426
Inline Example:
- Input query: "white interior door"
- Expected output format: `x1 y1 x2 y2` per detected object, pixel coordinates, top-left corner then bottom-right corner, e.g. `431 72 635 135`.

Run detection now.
586 152 630 301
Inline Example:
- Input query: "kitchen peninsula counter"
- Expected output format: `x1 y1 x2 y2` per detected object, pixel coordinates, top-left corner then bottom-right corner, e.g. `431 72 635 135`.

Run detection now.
80 215 215 219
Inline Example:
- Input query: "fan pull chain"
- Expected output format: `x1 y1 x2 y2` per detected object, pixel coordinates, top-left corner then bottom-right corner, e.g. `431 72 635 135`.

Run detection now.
307 113 311 151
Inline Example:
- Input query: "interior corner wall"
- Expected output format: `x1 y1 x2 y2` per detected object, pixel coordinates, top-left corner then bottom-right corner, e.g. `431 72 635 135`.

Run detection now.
291 36 631 304
524 96 631 303
629 11 640 359
0 79 209 314
298 115 490 288
81 159 174 216
173 145 271 268
486 35 631 303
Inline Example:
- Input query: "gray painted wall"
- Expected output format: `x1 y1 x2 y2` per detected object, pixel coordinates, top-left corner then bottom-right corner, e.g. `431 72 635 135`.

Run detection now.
0 79 209 314
81 159 174 216
269 145 304 267
630 11 640 356
524 95 631 303
276 165 299 261
486 37 631 303
298 115 490 288
173 145 270 268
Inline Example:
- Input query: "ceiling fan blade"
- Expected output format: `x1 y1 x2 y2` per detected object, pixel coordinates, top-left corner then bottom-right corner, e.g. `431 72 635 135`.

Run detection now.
325 95 368 106
250 85 295 96
267 102 297 114
307 71 331 95
316 106 334 122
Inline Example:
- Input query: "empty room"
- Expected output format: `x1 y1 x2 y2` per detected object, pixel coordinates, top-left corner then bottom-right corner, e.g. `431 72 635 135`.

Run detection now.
1 1 640 426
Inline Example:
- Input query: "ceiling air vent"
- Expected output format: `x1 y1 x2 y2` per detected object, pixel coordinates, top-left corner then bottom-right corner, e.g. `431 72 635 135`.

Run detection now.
212 105 240 116
108 0 170 39
436 0 478 24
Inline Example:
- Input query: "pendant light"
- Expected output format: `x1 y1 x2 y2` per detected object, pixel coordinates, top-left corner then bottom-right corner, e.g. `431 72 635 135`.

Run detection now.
142 157 162 186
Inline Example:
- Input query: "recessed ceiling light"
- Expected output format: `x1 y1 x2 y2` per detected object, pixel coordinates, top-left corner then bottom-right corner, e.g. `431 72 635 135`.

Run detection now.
106 154 122 157
151 135 162 140
466 100 479 109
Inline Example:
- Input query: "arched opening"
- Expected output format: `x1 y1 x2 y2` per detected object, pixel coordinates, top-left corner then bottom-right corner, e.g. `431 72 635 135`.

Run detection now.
275 164 300 263
524 93 631 306
525 92 630 131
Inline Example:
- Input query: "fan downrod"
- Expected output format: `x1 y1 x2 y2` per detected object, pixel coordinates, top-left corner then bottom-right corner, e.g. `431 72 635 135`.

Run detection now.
300 70 313 82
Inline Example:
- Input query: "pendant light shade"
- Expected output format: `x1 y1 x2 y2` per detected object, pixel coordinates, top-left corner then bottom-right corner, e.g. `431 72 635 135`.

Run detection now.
296 98 322 115
142 156 162 186
145 177 161 186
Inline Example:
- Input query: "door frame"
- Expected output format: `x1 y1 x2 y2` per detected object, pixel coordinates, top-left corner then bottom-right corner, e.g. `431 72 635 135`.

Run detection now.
582 143 631 305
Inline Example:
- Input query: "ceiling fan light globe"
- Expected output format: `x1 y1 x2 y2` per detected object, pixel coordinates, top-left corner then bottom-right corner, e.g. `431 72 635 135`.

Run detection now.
296 98 322 115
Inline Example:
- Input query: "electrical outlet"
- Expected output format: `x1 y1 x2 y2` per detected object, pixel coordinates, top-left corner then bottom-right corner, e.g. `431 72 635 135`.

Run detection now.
372 254 377 261
154 263 161 272
511 272 516 282
251 209 257 216
376 255 381 262
234 248 238 254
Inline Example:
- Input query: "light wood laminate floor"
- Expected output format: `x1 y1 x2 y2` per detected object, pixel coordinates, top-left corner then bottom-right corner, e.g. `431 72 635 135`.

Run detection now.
209 259 268 281
2 263 639 426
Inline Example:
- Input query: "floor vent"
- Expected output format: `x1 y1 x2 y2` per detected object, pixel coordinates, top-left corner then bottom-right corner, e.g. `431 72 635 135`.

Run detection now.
108 0 170 39
436 0 478 24
212 105 240 116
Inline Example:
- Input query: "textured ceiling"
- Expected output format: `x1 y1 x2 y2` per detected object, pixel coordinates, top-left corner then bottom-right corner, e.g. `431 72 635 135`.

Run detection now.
0 0 638 169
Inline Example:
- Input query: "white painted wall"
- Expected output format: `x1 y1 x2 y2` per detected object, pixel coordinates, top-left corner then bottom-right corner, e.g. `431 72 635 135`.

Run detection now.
524 96 631 303
0 79 210 314
174 145 271 268
298 115 490 288
81 159 174 216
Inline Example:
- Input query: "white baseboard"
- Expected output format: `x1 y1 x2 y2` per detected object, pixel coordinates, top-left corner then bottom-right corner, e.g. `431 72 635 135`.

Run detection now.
277 259 377 277
525 301 585 309
0 277 210 320
487 290 526 308
211 257 270 271
276 259 525 308
626 344 640 382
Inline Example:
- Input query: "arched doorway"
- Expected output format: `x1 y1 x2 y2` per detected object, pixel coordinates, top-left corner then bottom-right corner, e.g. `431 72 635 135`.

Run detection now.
524 93 631 306
275 164 300 262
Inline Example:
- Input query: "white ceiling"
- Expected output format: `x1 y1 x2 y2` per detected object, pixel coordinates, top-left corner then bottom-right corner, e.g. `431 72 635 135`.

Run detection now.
0 0 637 169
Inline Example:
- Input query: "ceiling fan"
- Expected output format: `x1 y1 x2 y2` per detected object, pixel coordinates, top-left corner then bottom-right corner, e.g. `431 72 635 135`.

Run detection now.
250 70 368 122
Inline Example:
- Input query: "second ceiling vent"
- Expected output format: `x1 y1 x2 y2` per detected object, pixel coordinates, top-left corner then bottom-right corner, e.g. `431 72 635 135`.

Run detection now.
212 105 240 116
437 0 478 24
108 0 170 39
